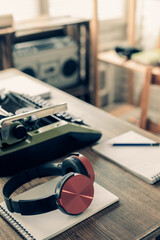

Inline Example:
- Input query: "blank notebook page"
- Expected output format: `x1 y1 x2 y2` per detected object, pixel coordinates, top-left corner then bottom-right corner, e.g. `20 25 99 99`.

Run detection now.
92 131 160 184
0 75 50 98
0 177 119 240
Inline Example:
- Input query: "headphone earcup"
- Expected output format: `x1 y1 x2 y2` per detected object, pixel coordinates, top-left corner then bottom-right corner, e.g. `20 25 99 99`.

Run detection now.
61 155 87 176
55 172 74 199
61 153 95 182
55 172 94 215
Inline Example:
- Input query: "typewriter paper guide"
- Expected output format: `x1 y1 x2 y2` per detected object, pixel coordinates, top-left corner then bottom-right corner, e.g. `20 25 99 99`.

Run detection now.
0 75 51 98
0 177 119 240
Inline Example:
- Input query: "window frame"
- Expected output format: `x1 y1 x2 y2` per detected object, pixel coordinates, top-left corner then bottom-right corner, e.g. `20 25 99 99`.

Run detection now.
98 0 128 32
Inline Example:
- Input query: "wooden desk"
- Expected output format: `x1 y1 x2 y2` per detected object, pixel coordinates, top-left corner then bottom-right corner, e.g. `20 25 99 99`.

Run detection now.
0 69 160 240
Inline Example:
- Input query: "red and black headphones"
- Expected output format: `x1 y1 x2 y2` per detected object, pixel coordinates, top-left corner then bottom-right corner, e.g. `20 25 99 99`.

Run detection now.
3 153 95 215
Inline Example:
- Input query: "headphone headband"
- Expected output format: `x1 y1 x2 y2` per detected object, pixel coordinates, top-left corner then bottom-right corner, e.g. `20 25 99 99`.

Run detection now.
3 154 94 216
3 163 62 214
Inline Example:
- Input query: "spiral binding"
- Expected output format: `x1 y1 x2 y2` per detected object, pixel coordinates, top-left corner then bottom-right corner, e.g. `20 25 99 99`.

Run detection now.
151 172 160 182
0 205 35 240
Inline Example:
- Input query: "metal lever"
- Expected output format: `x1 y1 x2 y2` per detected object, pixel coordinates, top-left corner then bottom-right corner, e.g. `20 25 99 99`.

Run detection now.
0 106 12 117
0 102 67 127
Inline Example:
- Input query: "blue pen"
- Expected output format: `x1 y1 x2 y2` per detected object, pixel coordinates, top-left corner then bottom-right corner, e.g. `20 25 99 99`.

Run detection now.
112 143 160 146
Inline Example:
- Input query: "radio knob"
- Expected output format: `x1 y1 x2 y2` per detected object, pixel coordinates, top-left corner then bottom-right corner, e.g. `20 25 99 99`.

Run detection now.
13 125 27 139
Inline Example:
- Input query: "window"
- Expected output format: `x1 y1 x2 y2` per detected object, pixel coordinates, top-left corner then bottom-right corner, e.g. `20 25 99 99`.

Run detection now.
48 0 127 51
0 0 127 51
98 0 126 21
97 0 127 51
0 0 126 24
0 0 39 22
136 0 160 49
48 0 92 19
48 0 126 22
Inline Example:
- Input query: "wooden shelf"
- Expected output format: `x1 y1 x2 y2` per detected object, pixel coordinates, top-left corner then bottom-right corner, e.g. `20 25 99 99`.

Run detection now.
0 27 15 36
98 49 160 132
64 84 89 98
15 16 90 39
98 50 160 77
15 16 89 32
0 7 100 106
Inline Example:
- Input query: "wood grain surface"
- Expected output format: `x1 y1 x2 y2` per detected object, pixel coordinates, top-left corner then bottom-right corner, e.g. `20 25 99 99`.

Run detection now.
0 69 160 240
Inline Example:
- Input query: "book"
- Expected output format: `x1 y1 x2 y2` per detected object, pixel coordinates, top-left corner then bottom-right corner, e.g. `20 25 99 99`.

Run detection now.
0 75 51 99
92 131 160 184
0 177 119 240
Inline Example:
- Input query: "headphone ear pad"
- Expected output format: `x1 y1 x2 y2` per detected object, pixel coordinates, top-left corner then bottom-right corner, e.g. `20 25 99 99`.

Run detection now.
55 172 94 215
61 156 88 176
55 172 74 199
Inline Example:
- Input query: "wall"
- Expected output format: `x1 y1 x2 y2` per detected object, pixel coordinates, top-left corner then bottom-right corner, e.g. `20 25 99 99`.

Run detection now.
98 20 127 107
134 0 160 117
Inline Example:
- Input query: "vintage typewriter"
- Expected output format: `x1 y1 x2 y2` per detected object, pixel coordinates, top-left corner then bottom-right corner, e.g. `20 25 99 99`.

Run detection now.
0 90 101 176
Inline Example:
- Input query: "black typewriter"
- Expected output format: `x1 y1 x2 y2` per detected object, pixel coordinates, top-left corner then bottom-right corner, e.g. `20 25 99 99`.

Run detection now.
0 90 101 176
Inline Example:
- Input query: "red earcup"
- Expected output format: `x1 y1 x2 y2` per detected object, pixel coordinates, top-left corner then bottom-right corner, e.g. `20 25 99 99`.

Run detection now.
72 153 95 182
56 173 94 215
62 153 95 182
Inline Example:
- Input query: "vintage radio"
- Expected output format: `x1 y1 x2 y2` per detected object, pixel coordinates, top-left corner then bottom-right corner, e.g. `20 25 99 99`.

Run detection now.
0 91 101 176
12 36 79 89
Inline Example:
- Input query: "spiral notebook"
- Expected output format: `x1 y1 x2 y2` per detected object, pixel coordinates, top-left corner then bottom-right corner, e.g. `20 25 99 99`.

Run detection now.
0 177 119 240
92 131 160 184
